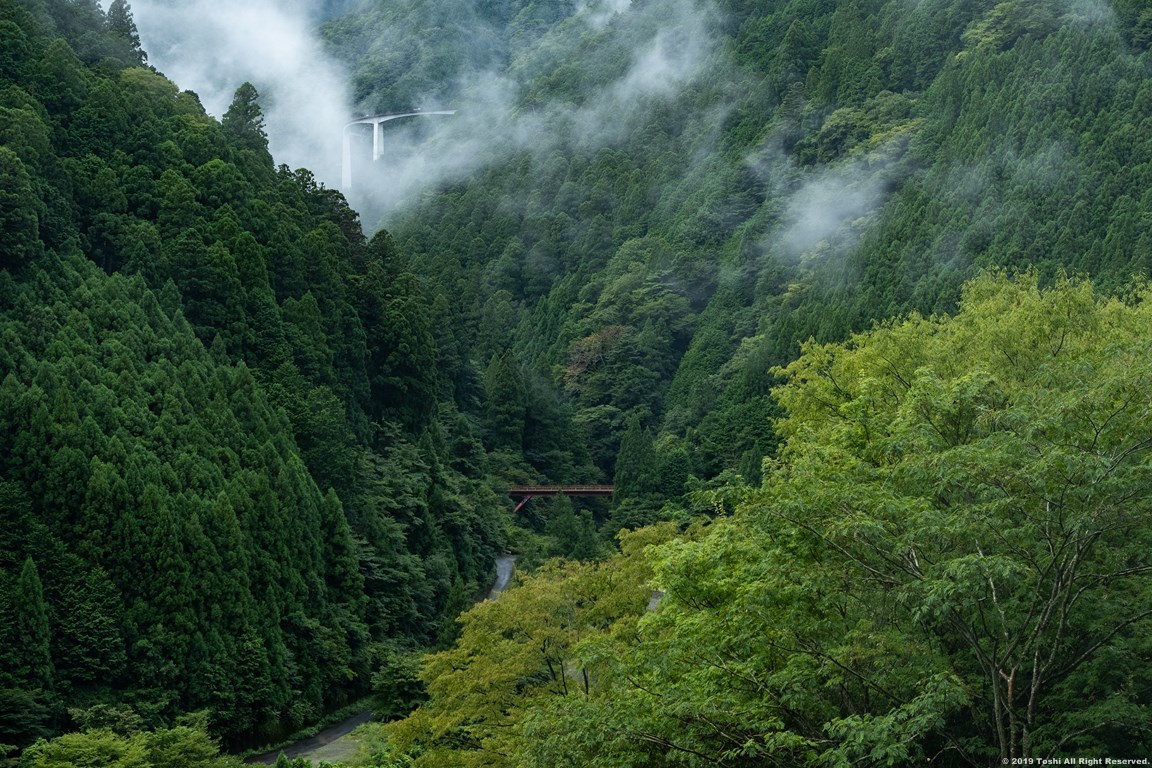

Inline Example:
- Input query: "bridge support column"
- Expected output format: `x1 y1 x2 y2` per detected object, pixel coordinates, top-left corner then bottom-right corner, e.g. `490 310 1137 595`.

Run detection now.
341 126 352 191
341 110 457 192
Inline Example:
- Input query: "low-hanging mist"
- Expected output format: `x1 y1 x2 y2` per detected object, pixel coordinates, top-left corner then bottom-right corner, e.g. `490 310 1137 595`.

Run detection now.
119 0 727 228
344 0 726 229
126 0 351 186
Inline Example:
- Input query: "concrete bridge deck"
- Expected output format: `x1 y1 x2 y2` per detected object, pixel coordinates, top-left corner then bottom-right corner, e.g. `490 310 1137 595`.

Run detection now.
341 109 456 190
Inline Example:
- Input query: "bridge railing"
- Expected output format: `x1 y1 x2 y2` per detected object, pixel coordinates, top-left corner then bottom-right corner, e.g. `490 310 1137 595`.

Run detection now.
508 485 614 496
507 485 614 514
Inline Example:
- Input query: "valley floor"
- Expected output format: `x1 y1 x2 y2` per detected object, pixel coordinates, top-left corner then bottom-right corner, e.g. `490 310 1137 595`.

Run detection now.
246 710 374 765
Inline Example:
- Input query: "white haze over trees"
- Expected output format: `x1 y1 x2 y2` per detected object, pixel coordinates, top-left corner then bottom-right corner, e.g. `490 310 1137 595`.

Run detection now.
109 0 919 272
114 0 725 224
104 0 1104 260
779 157 893 261
117 0 906 274
353 0 722 219
120 0 351 185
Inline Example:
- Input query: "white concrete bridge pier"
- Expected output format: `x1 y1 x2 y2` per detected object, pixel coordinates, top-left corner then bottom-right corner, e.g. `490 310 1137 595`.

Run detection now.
341 109 457 191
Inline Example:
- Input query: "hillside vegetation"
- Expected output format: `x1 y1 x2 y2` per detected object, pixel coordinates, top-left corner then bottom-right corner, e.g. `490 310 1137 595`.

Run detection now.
0 0 515 755
3 0 1152 764
381 274 1152 765
330 0 1152 492
326 0 1152 763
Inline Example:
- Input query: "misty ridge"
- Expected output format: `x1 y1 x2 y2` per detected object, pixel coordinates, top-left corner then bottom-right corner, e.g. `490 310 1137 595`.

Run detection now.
120 0 912 280
124 0 744 228
124 0 1125 262
124 0 893 264
124 0 352 183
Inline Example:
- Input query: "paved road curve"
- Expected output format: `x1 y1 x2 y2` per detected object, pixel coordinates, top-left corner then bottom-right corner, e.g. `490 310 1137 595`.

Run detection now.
246 709 374 765
487 555 517 600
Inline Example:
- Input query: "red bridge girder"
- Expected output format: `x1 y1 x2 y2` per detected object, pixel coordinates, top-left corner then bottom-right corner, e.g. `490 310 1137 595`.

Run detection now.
508 485 614 514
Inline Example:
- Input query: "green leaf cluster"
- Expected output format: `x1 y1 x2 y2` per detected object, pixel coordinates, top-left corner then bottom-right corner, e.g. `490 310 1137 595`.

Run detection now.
381 273 1152 765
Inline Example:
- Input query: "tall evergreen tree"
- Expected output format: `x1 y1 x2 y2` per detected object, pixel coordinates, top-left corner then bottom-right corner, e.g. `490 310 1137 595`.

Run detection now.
611 414 658 501
221 82 269 157
0 147 40 268
482 352 525 452
359 232 440 433
106 0 146 65
12 557 53 689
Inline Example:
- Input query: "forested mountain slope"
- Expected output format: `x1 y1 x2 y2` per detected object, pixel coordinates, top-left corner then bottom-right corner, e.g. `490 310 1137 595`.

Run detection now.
6 0 1152 764
0 0 512 754
326 0 1152 499
316 0 1152 763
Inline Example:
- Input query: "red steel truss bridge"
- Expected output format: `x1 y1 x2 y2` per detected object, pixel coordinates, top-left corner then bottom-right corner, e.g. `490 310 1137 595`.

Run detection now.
507 485 614 514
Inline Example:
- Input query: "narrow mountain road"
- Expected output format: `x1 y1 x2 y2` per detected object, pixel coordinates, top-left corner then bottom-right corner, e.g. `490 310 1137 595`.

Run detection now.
487 555 517 600
246 709 373 764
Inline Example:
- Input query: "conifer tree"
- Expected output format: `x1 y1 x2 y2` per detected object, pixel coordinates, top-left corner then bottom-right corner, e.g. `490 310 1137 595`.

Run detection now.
482 352 526 452
360 240 439 432
221 82 270 159
0 16 33 83
51 563 126 686
611 414 658 501
12 557 53 689
655 438 691 497
106 0 145 65
320 489 366 614
545 495 600 560
0 147 40 268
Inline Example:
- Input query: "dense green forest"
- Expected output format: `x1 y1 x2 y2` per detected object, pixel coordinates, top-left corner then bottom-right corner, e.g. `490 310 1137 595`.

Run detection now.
0 0 522 758
330 0 1152 493
382 274 1152 765
3 0 1152 764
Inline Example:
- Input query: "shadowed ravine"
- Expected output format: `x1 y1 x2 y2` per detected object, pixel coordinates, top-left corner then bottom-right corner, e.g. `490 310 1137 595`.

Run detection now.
246 555 518 764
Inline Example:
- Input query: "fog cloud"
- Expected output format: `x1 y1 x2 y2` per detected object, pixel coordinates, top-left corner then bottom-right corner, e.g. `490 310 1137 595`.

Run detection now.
577 0 633 31
350 0 722 224
780 158 891 258
119 0 723 225
603 2 709 100
743 132 904 271
126 0 350 185
1063 0 1116 28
